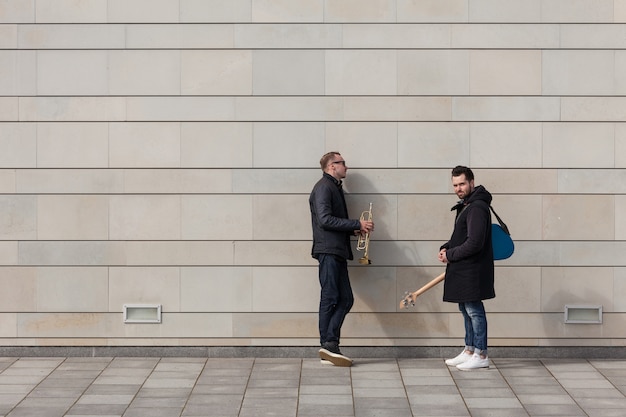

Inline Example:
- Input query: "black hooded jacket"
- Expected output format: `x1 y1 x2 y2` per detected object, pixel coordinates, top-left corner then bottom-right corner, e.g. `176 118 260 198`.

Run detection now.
440 185 495 303
309 173 360 261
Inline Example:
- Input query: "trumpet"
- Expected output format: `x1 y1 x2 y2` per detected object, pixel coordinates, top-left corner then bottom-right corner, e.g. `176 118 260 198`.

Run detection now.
356 202 372 265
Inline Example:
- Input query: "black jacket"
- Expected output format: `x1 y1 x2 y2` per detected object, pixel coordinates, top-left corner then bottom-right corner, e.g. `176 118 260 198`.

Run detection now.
309 173 360 260
441 185 495 302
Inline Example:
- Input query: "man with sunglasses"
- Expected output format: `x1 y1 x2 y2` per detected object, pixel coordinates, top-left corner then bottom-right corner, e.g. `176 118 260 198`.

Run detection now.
309 152 374 366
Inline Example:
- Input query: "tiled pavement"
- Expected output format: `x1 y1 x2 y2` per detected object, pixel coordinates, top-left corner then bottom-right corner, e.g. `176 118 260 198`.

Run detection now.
1 356 626 417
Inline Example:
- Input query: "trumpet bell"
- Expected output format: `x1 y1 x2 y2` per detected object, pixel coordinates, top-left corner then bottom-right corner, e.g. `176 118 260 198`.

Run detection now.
359 256 371 265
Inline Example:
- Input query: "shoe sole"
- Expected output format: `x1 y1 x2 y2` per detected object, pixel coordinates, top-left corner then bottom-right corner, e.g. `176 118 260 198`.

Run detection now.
318 348 352 367
457 365 489 371
320 359 333 365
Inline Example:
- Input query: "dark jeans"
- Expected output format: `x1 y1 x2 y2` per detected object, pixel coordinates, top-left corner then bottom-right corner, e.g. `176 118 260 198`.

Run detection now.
459 301 488 355
318 254 354 346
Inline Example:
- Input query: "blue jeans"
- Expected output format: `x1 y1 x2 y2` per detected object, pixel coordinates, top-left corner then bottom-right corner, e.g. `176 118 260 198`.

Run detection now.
459 301 488 355
318 254 354 345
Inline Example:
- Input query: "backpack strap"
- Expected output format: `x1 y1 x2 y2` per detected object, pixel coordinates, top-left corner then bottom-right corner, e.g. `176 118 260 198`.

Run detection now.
490 206 510 235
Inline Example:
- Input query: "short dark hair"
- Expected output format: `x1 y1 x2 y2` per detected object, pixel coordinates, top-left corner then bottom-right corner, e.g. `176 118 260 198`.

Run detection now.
320 152 341 170
451 165 474 181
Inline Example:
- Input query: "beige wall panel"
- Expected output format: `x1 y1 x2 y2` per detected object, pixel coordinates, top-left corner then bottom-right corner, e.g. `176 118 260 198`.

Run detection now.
109 267 180 312
543 123 614 168
346 169 449 195
123 169 233 194
325 50 397 96
0 24 16 47
541 267 613 313
559 242 626 267
18 242 126 266
253 50 324 95
478 169 558 195
468 0 541 22
561 97 626 122
343 24 450 48
470 50 541 95
558 169 626 194
346 97 452 122
0 314 17 338
0 267 36 312
37 123 108 168
453 97 560 122
398 50 469 96
543 50 614 96
37 50 108 96
469 122 542 167
396 267 454 313
236 24 341 48
107 0 179 23
345 312 452 338
616 196 626 240
0 51 35 95
125 241 235 266
16 169 124 194
233 312 316 338
543 195 614 240
127 97 235 121
359 241 443 267
0 97 17 121
182 50 252 95
617 0 626 22
488 313 565 338
349 267 397 313
109 122 180 168
180 267 252 312
541 0 614 23
235 97 342 121
235 241 315 266
36 267 108 312
0 123 36 168
397 0 467 22
251 267 318 312
110 195 180 240
127 24 233 49
181 122 252 168
253 122 324 168
180 0 251 23
325 122 397 167
146 313 233 338
252 0 323 22
398 122 470 168
398 195 453 241
324 0 396 22
109 51 180 95
18 24 125 49
0 195 36 240
501 241 560 267
452 24 559 48
488 267 542 313
233 169 319 194
38 195 108 240
616 51 626 95
561 24 626 48
0 0 34 23
0 242 17 265
181 195 253 240
615 268 626 312
252 195 309 240
19 97 126 122
17 313 115 338
0 170 15 193
35 0 107 23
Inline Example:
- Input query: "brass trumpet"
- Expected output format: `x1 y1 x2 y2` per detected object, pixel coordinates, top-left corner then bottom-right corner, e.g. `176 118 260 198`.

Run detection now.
356 202 372 265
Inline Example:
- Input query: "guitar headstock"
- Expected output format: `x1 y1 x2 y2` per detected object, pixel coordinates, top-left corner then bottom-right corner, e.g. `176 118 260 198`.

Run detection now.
399 291 416 309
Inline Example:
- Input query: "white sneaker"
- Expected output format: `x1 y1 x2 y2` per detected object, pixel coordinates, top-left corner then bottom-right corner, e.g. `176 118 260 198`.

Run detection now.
445 350 474 366
320 359 334 365
456 353 489 371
